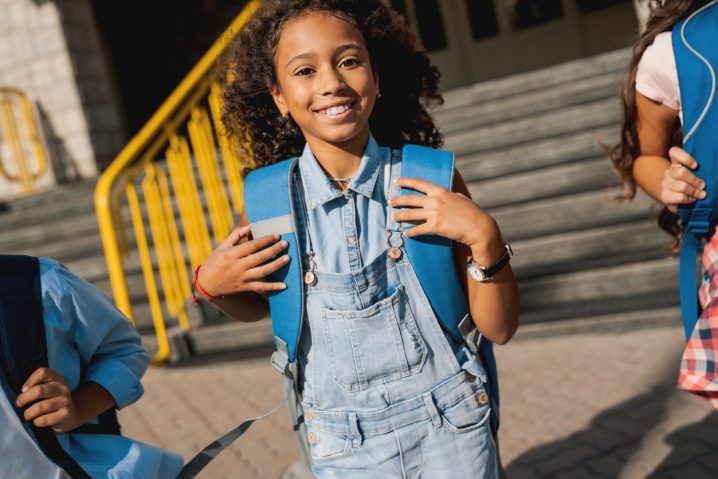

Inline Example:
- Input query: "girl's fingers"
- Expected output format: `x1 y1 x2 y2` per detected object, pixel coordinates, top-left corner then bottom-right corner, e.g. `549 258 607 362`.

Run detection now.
669 146 698 169
390 194 432 208
393 208 429 223
665 191 696 206
666 178 706 199
23 396 67 422
219 226 252 249
235 234 281 258
394 177 444 195
246 255 291 279
21 368 62 394
244 239 289 268
668 164 705 190
35 410 69 430
403 223 434 238
16 382 67 408
245 281 288 292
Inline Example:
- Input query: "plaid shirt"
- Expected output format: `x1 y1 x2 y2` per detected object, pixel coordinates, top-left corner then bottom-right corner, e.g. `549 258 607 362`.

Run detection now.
678 232 718 409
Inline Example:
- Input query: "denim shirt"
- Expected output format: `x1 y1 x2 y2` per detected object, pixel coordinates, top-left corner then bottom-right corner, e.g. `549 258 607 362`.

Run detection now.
0 258 183 479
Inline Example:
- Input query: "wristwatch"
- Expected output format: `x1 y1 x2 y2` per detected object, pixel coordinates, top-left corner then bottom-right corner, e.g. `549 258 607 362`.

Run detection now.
466 243 513 282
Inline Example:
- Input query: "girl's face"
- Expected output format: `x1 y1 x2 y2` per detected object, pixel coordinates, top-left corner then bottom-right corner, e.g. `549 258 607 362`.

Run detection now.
271 11 379 152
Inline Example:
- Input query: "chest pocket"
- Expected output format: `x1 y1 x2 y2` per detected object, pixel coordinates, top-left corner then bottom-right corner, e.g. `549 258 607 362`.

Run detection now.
319 285 427 392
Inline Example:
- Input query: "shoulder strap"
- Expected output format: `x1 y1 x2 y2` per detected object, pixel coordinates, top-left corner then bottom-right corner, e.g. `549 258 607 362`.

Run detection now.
400 145 500 429
243 159 304 364
0 255 91 479
673 2 718 339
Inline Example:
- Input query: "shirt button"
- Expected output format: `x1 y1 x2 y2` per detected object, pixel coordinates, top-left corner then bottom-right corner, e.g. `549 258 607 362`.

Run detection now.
305 410 314 421
478 392 489 405
307 432 318 444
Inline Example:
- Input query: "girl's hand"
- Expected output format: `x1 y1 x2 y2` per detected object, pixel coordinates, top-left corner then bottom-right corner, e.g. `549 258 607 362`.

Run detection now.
390 177 503 260
15 368 81 433
198 225 290 298
661 147 706 214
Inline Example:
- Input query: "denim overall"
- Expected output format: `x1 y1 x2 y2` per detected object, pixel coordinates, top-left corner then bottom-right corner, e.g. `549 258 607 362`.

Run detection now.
292 136 498 478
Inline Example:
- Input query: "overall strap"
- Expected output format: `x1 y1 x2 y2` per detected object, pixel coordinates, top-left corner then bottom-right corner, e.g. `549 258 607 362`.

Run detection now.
243 158 304 366
673 1 718 339
0 255 91 479
400 145 500 428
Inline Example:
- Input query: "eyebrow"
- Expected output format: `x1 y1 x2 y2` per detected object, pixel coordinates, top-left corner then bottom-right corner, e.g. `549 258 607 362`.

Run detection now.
285 43 365 69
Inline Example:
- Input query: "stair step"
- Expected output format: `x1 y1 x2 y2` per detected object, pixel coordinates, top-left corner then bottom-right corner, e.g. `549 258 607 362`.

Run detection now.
493 189 657 241
512 221 673 279
440 49 629 110
519 258 679 324
445 99 619 157
456 125 616 181
436 71 622 135
468 156 618 209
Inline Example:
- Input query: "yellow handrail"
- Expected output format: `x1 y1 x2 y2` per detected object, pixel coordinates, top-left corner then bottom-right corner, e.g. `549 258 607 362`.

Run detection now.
0 87 48 194
95 0 260 363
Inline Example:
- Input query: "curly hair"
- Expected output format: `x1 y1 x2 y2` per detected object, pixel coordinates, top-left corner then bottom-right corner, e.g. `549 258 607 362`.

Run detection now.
610 0 711 245
217 0 444 172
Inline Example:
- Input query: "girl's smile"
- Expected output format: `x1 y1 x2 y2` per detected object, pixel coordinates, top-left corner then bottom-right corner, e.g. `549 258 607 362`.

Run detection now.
271 11 379 158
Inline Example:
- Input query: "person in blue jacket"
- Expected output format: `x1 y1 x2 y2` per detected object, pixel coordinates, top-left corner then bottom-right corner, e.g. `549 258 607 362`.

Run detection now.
1 257 183 478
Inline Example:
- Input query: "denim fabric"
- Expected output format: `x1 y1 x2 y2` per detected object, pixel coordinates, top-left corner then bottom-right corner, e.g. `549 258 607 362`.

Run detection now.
293 136 498 478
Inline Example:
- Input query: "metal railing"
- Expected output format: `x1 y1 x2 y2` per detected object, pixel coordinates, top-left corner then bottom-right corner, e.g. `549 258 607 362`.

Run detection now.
95 1 259 363
0 87 47 195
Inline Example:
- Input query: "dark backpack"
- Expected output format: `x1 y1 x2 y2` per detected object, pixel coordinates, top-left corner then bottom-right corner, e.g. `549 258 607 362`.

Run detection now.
0 255 120 479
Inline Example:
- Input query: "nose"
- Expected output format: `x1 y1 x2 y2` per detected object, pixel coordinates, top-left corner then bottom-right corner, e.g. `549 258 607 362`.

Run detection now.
319 67 345 96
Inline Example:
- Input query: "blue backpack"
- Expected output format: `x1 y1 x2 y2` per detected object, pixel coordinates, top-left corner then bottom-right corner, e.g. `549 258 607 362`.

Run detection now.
673 1 718 339
242 144 500 430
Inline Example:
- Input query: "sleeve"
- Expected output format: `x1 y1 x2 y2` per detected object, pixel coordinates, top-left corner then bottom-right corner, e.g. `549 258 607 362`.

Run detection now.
635 31 681 111
53 261 150 409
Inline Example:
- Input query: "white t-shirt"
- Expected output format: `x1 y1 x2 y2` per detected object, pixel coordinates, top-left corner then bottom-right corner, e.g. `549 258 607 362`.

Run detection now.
635 31 682 118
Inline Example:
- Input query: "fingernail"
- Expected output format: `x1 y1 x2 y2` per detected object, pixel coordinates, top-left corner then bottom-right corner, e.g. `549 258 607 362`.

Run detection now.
393 178 399 185
701 181 706 189
701 191 707 199
274 234 280 240
281 283 287 289
283 255 290 262
21 386 27 393
281 240 288 247
15 399 20 407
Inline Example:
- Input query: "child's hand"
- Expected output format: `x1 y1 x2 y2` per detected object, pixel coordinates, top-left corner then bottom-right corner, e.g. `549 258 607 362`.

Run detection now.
15 367 81 433
198 225 290 298
390 177 502 255
661 147 706 213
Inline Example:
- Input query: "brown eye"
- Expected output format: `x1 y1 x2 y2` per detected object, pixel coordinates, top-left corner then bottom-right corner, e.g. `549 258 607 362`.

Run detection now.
296 68 314 77
339 58 359 68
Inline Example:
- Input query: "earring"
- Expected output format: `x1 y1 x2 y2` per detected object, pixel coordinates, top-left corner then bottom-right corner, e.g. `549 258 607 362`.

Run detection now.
376 91 382 99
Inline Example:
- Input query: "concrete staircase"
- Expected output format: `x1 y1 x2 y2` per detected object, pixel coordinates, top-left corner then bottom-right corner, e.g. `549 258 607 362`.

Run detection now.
437 48 680 330
0 48 681 359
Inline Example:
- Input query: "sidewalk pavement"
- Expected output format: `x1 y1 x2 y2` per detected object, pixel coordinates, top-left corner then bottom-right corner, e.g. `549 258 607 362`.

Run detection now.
119 323 718 478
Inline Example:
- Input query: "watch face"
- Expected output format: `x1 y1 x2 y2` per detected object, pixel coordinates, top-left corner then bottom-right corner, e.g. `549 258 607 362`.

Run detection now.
468 263 487 281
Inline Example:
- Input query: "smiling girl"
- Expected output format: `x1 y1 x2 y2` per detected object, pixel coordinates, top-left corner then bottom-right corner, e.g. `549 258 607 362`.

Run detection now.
197 1 519 477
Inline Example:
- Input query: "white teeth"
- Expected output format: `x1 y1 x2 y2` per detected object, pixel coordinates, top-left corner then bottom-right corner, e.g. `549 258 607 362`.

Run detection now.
320 103 351 116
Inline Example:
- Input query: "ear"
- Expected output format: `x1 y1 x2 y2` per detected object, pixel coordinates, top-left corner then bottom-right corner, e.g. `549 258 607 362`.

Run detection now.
373 69 380 96
270 83 289 117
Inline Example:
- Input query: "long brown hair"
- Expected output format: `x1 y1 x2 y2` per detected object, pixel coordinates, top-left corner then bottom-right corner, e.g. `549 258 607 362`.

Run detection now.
610 0 711 243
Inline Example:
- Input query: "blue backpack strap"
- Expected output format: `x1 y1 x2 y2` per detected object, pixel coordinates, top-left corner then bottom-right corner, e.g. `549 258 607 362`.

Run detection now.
0 255 92 479
400 145 500 426
673 2 718 339
243 158 304 364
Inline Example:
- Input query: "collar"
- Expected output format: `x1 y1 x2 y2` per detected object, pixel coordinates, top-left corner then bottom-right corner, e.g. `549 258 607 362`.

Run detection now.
298 134 383 209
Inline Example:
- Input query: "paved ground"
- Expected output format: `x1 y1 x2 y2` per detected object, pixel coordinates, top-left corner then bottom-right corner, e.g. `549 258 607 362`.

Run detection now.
119 323 718 478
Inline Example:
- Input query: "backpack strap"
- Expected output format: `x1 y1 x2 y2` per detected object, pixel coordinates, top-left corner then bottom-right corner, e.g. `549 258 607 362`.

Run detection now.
0 255 91 479
673 2 718 339
243 158 304 366
400 145 500 429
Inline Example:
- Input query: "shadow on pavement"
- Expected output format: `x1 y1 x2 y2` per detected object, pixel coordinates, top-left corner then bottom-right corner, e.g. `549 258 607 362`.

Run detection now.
505 369 678 478
166 343 276 369
646 410 718 478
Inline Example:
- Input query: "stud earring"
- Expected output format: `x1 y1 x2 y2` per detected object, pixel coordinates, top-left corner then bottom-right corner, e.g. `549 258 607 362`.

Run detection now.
376 92 382 99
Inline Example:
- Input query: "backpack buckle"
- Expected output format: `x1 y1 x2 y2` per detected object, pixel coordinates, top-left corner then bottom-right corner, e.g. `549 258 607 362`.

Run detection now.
686 207 712 234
